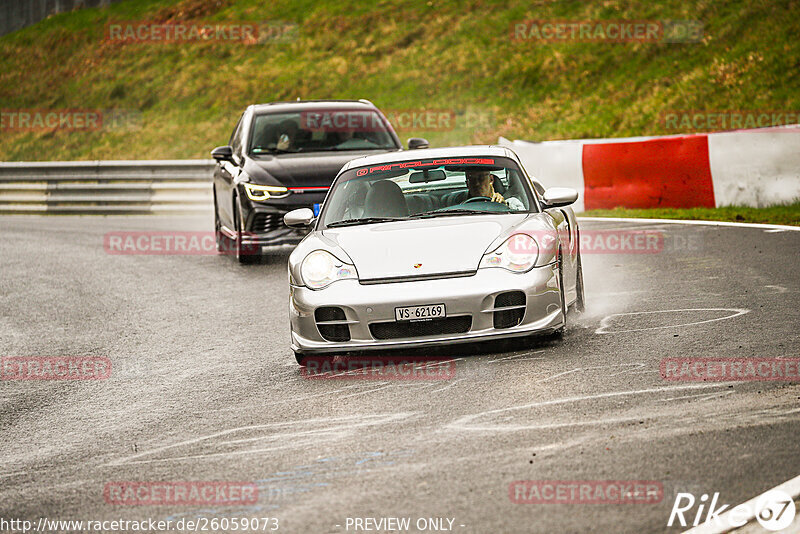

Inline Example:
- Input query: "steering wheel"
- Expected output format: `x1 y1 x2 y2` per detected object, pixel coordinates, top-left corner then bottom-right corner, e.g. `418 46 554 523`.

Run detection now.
463 196 492 204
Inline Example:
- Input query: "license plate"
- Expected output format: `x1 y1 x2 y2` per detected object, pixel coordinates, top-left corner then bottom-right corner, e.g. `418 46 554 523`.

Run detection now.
395 303 446 322
312 203 322 216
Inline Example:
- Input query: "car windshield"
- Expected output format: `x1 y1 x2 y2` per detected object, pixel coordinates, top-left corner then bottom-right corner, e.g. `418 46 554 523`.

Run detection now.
321 156 537 227
249 110 398 154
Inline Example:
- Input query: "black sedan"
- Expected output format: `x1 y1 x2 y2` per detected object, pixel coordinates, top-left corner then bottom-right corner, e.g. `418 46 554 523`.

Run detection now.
211 99 426 263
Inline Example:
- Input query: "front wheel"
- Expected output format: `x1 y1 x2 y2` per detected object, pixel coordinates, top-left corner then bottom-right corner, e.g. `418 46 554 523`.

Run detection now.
554 248 567 334
573 252 585 313
234 198 258 265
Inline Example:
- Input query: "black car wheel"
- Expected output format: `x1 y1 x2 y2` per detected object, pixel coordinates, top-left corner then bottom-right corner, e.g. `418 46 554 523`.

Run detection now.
214 196 226 253
234 196 259 265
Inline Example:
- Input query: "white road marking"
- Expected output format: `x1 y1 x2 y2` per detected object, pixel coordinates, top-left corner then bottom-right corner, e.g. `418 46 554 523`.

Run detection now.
577 217 800 232
765 285 789 293
659 391 735 403
338 384 394 399
489 351 545 363
536 363 646 382
105 412 415 466
447 383 730 432
429 378 466 393
681 474 800 534
595 308 751 334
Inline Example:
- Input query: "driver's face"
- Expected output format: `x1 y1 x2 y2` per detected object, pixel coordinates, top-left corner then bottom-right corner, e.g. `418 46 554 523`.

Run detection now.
466 171 493 196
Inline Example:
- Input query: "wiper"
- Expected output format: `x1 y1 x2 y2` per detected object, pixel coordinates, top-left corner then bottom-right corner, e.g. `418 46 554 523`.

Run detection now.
251 147 298 155
408 209 495 219
326 217 405 227
317 147 394 152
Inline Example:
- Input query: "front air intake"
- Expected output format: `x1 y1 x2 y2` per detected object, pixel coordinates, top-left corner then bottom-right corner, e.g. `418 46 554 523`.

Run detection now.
493 291 526 329
314 307 351 342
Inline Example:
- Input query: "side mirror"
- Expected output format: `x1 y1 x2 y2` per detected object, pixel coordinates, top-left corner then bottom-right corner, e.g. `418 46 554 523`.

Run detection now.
284 208 315 228
542 187 578 208
211 145 234 162
407 137 429 150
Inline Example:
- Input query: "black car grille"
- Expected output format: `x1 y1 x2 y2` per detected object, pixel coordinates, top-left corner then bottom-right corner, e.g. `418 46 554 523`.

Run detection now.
493 291 526 329
314 307 351 342
251 213 284 233
369 316 472 340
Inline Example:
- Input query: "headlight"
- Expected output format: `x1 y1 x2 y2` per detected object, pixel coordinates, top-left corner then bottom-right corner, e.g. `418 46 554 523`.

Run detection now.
243 183 289 201
479 234 538 273
301 250 357 289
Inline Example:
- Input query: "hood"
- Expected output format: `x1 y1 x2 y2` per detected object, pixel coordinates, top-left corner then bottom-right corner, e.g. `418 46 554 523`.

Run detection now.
245 150 397 188
323 215 529 280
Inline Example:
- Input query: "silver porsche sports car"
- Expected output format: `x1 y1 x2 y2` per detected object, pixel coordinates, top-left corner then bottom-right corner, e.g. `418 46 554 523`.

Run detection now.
283 146 584 365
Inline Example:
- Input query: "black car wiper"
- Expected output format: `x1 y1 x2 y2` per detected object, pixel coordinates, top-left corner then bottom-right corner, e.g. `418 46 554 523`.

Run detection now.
326 217 405 227
408 209 496 218
251 147 299 155
317 146 396 152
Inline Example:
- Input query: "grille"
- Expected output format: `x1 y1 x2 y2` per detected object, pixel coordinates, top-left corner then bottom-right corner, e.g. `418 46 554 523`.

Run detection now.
251 213 284 233
314 307 350 342
493 291 526 329
369 316 472 340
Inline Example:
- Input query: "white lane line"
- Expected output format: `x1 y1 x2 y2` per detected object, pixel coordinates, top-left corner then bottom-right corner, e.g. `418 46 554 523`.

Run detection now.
447 383 731 432
682 474 800 534
537 364 645 383
337 384 394 399
659 391 734 403
105 412 414 466
489 351 545 363
595 308 750 334
577 216 800 232
429 378 466 393
765 285 789 293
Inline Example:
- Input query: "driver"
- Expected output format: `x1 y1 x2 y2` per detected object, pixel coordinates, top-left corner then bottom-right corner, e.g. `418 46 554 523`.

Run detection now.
465 169 524 209
276 119 299 151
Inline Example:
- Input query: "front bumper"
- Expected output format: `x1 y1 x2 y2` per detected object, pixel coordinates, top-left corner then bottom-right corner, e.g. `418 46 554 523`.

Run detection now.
289 264 563 354
239 190 326 249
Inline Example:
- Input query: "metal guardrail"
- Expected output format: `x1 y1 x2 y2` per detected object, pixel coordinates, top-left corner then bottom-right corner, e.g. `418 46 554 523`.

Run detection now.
0 160 215 215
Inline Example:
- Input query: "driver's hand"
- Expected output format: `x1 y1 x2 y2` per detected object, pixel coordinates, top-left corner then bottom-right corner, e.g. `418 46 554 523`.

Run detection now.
491 192 505 203
277 134 290 151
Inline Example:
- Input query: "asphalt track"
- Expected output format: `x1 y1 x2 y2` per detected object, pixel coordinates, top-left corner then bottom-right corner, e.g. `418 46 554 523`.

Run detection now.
0 215 798 534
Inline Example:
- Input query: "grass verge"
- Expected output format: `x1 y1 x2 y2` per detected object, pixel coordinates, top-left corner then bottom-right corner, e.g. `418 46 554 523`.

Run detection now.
579 202 800 226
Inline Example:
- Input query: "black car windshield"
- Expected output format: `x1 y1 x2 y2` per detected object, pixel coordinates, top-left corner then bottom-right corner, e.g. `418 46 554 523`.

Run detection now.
249 110 398 154
321 156 538 227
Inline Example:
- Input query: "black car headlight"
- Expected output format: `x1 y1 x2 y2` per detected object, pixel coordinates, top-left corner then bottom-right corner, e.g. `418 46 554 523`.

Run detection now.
243 183 289 201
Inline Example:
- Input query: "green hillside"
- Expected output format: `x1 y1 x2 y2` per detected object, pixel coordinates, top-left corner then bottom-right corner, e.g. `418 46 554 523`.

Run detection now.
0 0 797 161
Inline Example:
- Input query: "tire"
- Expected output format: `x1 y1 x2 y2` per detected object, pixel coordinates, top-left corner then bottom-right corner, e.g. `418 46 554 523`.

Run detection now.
234 197 258 265
214 196 225 253
295 351 308 366
553 247 568 335
573 252 586 313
